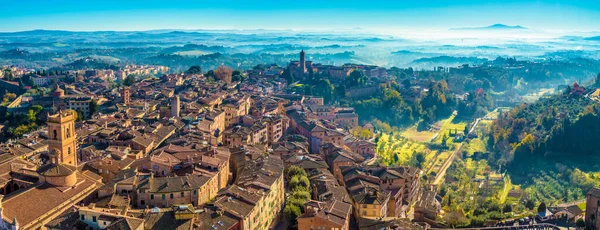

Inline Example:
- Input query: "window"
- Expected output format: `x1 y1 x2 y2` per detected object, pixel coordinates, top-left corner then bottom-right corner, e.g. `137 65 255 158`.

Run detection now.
363 204 367 208
150 194 154 200
162 194 166 200
181 191 184 197
68 147 71 155
170 193 174 199
80 214 85 220
53 130 58 140
193 190 197 195
92 216 97 222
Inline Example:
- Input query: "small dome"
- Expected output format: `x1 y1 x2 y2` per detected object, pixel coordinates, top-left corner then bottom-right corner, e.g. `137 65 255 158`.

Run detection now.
37 163 76 177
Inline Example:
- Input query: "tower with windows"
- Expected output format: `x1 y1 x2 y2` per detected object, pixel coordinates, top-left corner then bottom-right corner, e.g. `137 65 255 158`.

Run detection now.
47 110 78 167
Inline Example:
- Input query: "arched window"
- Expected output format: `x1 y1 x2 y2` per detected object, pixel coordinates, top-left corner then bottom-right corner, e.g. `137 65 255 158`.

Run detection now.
68 147 71 155
66 128 70 138
53 130 58 140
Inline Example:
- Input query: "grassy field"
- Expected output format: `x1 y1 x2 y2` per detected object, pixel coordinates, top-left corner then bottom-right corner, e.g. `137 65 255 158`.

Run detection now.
522 88 555 103
401 126 436 142
401 115 467 144
465 138 487 156
377 133 430 166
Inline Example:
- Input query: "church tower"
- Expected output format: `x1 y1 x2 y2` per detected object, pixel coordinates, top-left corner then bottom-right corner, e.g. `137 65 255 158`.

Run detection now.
120 87 130 105
300 49 306 73
47 110 78 167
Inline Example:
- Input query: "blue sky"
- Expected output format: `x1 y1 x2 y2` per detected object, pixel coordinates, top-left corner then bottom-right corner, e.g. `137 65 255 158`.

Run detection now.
1 0 600 31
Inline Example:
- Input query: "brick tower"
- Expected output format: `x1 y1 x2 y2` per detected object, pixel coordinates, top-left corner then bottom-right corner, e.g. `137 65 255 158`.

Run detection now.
120 87 130 105
47 110 78 166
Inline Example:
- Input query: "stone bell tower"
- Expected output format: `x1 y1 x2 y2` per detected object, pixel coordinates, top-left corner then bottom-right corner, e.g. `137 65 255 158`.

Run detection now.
47 110 78 167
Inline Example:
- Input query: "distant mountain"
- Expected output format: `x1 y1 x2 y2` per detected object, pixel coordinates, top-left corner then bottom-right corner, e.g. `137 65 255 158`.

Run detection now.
584 36 600 41
0 29 118 36
450 24 527 31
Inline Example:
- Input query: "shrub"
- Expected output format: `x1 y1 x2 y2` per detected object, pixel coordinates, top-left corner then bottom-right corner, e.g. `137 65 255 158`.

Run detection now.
284 204 301 225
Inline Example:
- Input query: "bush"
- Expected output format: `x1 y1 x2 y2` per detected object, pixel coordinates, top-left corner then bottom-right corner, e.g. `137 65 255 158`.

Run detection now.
502 204 512 213
287 197 307 210
469 215 485 227
486 211 505 220
291 190 311 200
285 165 307 179
289 175 310 190
284 204 301 225
576 218 585 228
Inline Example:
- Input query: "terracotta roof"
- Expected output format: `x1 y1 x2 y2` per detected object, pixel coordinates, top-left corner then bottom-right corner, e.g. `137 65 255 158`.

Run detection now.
2 176 97 227
37 163 77 177
138 174 211 193
105 216 145 230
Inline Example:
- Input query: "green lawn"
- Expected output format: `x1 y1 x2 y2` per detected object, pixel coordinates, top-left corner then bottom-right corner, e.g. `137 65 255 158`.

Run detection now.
377 133 430 166
401 126 436 142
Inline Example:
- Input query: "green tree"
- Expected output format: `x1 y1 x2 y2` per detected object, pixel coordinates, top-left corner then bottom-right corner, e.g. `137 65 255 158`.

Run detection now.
1 93 16 105
285 166 307 179
576 218 585 228
89 99 99 117
303 85 313 95
414 152 425 169
76 110 84 122
30 105 43 114
26 109 36 123
123 75 136 86
402 79 411 89
232 70 243 82
524 199 535 210
307 67 315 83
347 70 367 87
282 68 294 83
336 85 346 98
186 65 202 74
5 72 14 81
283 204 301 226
537 202 547 213
290 175 310 190
502 204 512 213
442 134 449 147
313 79 334 103
290 190 311 200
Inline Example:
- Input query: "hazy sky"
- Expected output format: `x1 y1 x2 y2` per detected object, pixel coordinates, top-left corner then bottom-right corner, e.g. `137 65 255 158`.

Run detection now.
2 0 600 32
